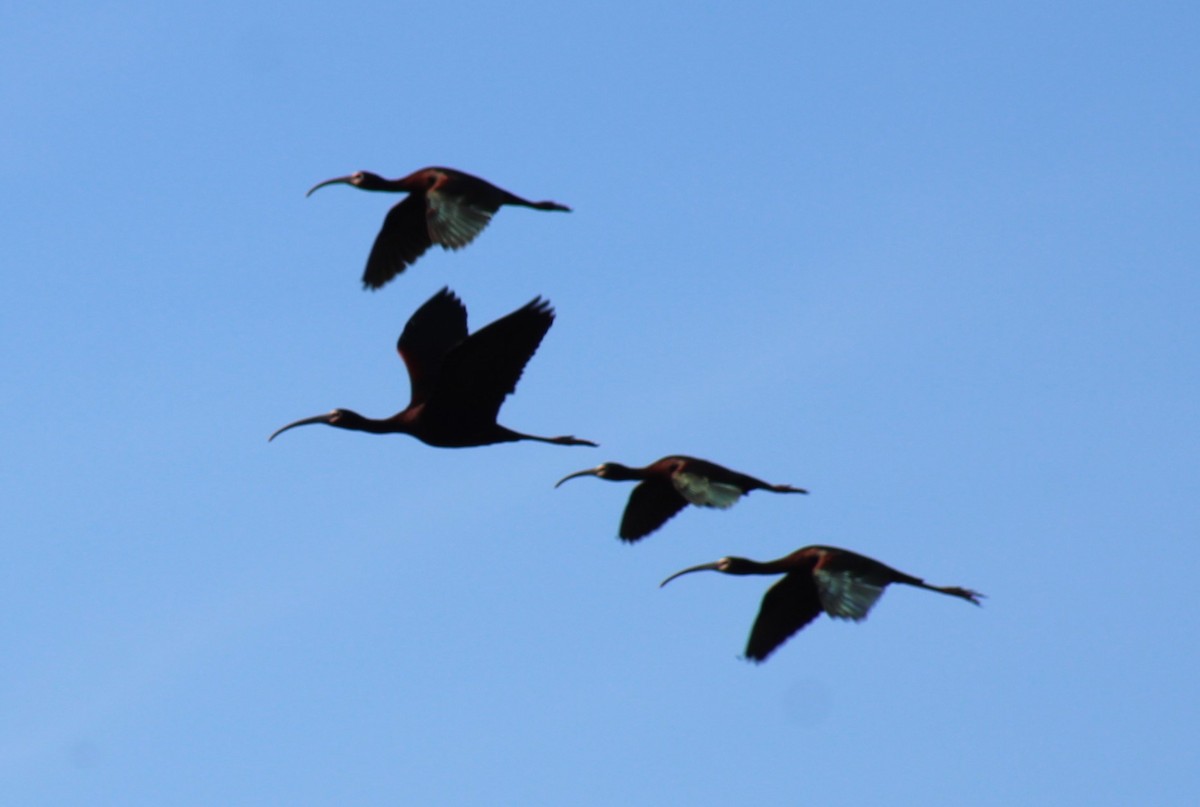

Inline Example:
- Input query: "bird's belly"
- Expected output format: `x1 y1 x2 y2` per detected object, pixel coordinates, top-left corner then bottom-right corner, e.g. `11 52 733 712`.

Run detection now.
414 420 512 449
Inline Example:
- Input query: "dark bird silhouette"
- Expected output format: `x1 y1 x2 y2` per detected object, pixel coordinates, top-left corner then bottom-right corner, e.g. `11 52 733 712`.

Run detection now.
270 288 596 449
555 456 807 542
661 545 983 663
307 167 571 290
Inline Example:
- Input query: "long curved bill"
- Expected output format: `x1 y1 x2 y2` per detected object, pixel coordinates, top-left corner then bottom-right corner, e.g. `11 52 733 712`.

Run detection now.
306 175 355 197
554 467 603 488
269 413 333 441
659 562 722 588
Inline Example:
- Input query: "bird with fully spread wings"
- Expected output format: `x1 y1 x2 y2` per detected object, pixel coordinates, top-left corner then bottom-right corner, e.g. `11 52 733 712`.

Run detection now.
270 288 596 449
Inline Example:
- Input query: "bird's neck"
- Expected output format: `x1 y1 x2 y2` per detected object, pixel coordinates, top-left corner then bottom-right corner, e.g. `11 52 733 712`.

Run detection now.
335 410 408 435
358 175 418 193
726 556 808 576
603 463 647 481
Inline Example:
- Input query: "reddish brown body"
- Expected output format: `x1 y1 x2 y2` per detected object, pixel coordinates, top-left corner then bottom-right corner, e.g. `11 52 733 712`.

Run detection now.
661 545 983 663
555 456 807 541
307 167 571 290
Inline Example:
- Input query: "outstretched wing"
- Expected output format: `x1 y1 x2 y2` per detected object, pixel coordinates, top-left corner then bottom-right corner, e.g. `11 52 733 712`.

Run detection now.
426 296 554 423
677 457 791 497
396 288 469 406
812 550 891 621
363 193 434 290
425 188 497 250
744 571 823 663
670 471 744 508
619 480 689 542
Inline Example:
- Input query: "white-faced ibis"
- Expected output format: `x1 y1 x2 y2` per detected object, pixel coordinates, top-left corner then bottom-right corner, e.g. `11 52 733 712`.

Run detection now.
554 456 807 542
307 167 571 290
661 545 983 663
270 287 596 448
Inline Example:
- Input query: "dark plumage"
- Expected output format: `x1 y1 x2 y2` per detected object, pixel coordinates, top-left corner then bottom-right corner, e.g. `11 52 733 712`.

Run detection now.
661 545 983 663
555 456 807 541
307 167 571 290
270 288 596 449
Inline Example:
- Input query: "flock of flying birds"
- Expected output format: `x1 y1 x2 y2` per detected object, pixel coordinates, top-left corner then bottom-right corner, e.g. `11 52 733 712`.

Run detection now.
271 166 983 663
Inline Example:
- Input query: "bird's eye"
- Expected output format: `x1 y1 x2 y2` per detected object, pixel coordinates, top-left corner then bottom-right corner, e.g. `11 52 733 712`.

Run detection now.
352 172 365 182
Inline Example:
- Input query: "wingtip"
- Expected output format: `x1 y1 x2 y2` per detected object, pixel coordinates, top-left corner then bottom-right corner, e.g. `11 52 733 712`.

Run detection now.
524 295 555 318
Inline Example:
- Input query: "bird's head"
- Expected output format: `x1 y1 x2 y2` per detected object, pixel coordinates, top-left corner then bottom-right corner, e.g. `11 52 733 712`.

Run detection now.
660 556 756 587
306 171 386 196
269 408 363 441
554 462 635 487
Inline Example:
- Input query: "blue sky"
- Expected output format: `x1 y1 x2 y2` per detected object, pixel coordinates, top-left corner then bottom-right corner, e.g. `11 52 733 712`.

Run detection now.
4 2 1198 804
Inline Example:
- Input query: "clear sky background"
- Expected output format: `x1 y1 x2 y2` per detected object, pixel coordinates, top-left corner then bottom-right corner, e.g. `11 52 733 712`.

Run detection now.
4 2 1198 805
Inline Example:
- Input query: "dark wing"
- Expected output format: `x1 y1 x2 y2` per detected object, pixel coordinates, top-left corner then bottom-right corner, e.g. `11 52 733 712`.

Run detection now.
619 480 689 542
396 288 469 406
425 187 497 249
683 458 775 494
425 296 554 423
812 549 891 621
363 193 434 290
744 571 823 663
670 470 744 508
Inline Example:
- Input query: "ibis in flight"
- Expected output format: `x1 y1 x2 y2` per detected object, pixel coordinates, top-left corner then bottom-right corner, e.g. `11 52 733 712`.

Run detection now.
660 545 983 663
270 287 596 449
307 167 571 290
555 456 807 541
